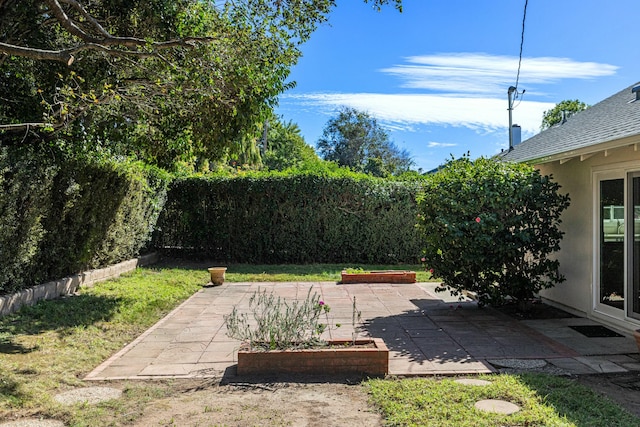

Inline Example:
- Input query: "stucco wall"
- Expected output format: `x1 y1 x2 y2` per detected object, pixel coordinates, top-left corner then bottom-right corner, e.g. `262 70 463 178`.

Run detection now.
535 144 640 319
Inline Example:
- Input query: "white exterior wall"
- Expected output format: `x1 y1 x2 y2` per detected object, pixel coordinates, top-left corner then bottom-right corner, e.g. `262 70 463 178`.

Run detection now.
536 144 640 329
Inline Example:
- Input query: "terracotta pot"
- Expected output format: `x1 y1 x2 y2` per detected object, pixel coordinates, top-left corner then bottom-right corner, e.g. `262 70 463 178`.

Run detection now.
237 338 389 376
207 267 227 285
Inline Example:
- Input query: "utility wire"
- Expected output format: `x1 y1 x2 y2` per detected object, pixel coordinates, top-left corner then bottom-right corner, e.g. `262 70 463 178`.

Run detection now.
514 0 528 93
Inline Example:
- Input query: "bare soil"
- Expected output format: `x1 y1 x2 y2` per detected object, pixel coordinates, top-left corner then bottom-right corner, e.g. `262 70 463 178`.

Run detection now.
125 372 640 426
132 376 382 427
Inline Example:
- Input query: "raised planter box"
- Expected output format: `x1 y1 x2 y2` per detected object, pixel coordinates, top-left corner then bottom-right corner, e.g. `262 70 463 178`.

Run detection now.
237 338 389 376
341 270 416 284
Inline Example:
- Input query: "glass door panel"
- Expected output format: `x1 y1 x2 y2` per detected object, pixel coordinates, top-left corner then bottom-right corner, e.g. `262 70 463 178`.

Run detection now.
599 179 625 310
631 177 640 318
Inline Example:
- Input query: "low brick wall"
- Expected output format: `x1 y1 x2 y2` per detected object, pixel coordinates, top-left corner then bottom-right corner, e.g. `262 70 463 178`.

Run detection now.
237 338 389 376
341 270 416 284
0 253 159 317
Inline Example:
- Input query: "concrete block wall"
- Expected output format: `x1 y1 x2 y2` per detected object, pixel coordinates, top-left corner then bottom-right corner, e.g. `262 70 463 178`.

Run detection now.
0 253 159 317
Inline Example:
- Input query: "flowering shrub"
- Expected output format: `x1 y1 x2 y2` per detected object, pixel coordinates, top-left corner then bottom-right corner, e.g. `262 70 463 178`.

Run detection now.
224 287 339 350
417 156 570 307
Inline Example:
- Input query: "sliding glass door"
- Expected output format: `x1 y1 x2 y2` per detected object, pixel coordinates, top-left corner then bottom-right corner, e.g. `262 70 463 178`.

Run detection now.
596 171 640 320
629 175 640 319
597 177 625 315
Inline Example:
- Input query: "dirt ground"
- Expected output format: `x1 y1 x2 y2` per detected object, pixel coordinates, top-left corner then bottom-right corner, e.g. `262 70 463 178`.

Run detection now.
125 372 640 427
132 377 382 427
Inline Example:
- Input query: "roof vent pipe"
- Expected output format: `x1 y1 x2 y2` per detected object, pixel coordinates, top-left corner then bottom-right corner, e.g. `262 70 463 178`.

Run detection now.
633 85 640 101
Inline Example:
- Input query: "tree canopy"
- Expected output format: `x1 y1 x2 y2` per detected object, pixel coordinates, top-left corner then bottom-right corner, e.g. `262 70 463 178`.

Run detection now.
317 107 414 177
541 99 589 130
0 0 402 169
262 118 322 171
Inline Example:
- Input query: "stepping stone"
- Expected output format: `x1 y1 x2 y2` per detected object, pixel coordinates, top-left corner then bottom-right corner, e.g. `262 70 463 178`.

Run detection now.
474 399 521 414
455 378 492 386
54 386 122 405
489 358 547 369
0 421 65 427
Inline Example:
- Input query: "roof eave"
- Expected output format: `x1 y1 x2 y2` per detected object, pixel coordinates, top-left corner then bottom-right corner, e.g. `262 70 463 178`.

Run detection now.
508 134 640 165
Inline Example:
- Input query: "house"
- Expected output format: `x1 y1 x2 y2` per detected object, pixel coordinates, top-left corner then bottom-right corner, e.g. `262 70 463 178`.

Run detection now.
501 82 640 332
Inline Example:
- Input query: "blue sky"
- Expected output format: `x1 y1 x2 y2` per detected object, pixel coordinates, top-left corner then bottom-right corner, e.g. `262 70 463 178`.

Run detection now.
276 0 639 172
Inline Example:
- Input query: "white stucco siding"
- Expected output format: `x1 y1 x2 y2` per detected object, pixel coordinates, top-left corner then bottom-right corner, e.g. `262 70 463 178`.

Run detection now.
536 160 593 314
535 145 640 317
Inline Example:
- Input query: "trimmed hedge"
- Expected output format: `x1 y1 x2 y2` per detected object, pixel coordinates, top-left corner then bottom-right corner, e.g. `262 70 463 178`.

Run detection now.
155 173 424 264
0 147 170 294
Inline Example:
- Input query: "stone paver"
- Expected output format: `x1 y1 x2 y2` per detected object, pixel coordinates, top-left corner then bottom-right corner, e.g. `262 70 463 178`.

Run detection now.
54 387 122 405
85 281 640 380
574 356 629 373
455 378 492 386
474 399 521 414
0 421 65 427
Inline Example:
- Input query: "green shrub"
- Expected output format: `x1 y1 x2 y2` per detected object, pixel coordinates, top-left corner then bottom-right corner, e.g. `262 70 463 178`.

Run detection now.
36 158 171 281
0 147 57 293
416 156 570 306
0 147 171 294
154 171 423 264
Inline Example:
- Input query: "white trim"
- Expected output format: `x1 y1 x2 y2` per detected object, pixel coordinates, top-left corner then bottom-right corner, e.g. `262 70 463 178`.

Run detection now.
592 160 640 174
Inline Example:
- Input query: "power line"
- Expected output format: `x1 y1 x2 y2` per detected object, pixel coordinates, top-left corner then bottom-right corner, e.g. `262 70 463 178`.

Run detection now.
514 0 529 92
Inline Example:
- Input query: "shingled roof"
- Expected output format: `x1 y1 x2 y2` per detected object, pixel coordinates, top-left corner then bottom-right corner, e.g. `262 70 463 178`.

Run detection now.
501 82 640 164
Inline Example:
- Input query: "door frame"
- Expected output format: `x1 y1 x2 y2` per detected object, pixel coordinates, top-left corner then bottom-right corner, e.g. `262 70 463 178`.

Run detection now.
627 172 640 321
593 170 627 319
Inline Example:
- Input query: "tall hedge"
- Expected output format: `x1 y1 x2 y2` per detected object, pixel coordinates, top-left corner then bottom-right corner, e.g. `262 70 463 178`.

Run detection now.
0 147 171 294
155 173 423 264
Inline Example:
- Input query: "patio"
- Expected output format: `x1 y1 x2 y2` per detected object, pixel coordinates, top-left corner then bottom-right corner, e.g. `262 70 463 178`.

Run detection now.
85 281 640 380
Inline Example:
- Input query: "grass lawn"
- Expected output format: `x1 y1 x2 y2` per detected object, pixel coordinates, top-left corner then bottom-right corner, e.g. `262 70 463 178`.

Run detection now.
0 263 637 426
368 375 640 427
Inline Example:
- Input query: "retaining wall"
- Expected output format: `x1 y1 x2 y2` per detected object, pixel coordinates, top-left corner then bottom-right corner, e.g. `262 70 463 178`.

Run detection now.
0 253 159 317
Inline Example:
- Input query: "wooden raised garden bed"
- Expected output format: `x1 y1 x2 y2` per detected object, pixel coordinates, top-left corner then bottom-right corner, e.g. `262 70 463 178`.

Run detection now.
236 338 389 376
341 270 416 284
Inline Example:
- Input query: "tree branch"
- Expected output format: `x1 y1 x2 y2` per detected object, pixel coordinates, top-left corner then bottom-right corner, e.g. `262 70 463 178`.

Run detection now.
0 42 75 65
0 38 210 65
0 122 51 131
43 0 100 44
58 0 112 39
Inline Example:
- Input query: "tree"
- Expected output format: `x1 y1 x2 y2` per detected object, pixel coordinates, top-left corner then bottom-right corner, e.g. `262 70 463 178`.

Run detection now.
262 118 322 171
0 0 402 168
317 107 413 176
541 99 588 130
417 156 570 308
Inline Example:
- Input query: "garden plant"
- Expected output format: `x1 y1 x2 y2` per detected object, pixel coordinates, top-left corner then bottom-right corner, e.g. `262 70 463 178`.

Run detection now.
417 155 570 308
224 286 362 350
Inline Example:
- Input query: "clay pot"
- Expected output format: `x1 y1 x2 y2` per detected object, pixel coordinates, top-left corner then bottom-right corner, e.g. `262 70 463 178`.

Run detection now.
207 267 227 286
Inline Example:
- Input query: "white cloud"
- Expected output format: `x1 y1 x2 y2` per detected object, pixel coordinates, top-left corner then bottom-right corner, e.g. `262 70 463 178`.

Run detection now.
283 53 618 137
381 53 618 94
287 92 554 135
428 142 457 148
